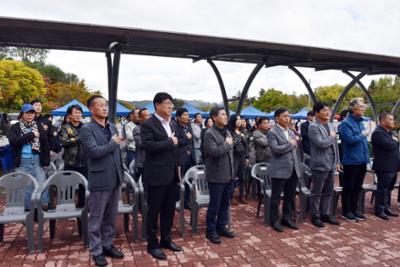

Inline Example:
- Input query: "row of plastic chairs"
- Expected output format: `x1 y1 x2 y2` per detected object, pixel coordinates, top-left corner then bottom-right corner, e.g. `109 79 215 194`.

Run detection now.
0 168 139 253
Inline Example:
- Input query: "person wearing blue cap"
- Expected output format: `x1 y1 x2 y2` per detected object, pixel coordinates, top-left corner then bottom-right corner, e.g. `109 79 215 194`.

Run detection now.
7 104 51 210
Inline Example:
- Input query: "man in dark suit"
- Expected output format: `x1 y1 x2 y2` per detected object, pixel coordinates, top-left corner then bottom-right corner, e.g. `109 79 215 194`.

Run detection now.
204 106 235 244
267 108 302 232
80 95 124 267
371 112 400 220
300 111 315 156
141 92 182 260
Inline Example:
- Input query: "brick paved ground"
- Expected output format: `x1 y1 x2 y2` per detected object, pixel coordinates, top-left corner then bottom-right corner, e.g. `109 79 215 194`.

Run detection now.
1 174 400 267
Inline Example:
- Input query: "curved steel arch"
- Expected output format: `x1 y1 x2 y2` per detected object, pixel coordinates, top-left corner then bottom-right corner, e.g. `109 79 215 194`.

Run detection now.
342 70 378 124
392 97 400 115
206 59 230 116
289 66 317 104
330 70 369 122
236 61 265 115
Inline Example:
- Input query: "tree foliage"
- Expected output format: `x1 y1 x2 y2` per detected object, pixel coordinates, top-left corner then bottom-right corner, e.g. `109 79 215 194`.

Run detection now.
0 60 45 108
0 47 48 63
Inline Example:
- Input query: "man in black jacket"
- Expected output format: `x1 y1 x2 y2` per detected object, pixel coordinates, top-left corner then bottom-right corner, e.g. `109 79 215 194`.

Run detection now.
80 95 124 267
371 112 400 220
141 92 182 260
31 99 55 153
300 111 314 156
204 106 235 244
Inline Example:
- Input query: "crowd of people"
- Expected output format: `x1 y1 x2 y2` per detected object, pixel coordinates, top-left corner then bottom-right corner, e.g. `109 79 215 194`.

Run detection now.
2 94 399 266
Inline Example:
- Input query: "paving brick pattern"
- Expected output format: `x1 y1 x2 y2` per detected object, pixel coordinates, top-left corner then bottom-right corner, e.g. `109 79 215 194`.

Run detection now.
1 174 400 266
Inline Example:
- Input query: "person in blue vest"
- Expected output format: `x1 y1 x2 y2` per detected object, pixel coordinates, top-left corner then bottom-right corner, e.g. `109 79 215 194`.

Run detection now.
339 97 369 222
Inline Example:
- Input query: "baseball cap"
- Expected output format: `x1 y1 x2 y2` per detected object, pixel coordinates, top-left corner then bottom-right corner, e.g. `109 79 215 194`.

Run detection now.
21 104 35 113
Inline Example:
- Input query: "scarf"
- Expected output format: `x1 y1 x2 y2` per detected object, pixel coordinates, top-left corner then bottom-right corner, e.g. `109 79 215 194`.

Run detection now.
19 119 40 153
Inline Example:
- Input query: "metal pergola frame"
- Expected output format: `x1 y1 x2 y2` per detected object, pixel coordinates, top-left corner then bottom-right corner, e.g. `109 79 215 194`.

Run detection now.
1 16 400 123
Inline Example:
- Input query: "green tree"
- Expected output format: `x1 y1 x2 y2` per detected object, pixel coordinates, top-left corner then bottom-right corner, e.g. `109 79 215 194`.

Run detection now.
314 83 364 112
0 60 45 108
1 47 49 63
368 76 400 113
253 88 290 112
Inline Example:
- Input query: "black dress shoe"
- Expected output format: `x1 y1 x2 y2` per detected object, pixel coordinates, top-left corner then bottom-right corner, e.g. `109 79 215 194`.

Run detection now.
206 232 221 244
375 212 389 220
217 228 235 238
103 245 124 259
160 241 183 252
281 219 299 230
147 248 167 260
353 212 367 221
92 254 108 267
311 217 325 228
321 215 340 225
271 221 284 232
385 209 399 217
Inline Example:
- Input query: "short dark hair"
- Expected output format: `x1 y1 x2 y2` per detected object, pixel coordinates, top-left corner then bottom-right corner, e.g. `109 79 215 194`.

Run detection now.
256 117 269 126
129 108 140 115
87 95 105 108
204 117 213 126
66 104 83 116
209 106 225 122
176 108 189 117
307 111 315 116
274 108 288 118
153 92 173 110
194 113 202 120
339 109 349 121
379 111 393 122
138 108 148 118
228 114 240 131
312 102 330 113
30 99 42 105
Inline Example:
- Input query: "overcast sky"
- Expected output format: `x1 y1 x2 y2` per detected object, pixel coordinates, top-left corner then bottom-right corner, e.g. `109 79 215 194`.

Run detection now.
1 0 400 103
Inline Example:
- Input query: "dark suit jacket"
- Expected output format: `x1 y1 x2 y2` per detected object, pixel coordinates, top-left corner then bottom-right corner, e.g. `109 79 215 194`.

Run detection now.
175 122 195 165
300 120 311 155
371 126 400 173
80 120 123 191
141 115 179 186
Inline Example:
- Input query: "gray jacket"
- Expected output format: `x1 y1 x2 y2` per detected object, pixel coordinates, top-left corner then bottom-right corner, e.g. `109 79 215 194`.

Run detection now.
204 125 234 183
267 125 301 179
133 124 145 168
80 120 123 191
308 120 339 172
253 129 272 162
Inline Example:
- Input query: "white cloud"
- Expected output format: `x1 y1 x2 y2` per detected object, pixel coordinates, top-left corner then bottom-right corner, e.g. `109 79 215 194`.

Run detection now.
1 0 399 104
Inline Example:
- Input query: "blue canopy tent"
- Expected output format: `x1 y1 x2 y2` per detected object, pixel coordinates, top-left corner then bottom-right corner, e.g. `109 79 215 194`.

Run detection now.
143 102 155 114
116 102 131 116
51 99 91 116
173 103 208 118
291 108 309 120
266 111 275 119
240 105 268 119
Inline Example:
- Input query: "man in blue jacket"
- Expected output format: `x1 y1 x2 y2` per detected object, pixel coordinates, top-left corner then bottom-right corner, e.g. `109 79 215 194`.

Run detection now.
339 98 369 222
371 112 400 220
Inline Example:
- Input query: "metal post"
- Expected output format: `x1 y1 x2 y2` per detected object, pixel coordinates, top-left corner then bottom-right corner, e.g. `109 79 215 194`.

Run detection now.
289 66 317 104
207 59 230 116
330 70 369 121
106 42 121 123
236 61 265 115
392 97 400 115
342 70 378 124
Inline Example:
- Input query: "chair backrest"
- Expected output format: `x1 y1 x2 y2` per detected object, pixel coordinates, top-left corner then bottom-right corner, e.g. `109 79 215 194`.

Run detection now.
251 162 269 188
119 171 139 204
0 172 38 208
185 165 208 198
299 162 312 188
40 171 87 205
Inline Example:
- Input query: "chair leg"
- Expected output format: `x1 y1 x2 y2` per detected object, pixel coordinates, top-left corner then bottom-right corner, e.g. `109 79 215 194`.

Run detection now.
25 219 35 254
141 204 148 240
38 217 44 252
179 206 185 237
123 214 129 233
264 196 271 226
256 195 263 217
0 224 4 242
77 218 83 237
49 219 56 239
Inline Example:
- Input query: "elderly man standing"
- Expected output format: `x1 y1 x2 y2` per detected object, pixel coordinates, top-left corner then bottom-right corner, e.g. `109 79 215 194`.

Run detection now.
267 108 301 232
80 95 124 267
339 97 370 222
308 102 340 228
371 112 400 220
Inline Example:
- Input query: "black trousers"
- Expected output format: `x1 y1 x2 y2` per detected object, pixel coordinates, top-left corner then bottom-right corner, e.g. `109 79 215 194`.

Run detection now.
375 172 397 214
233 155 246 197
146 182 177 250
270 171 298 224
341 164 366 215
